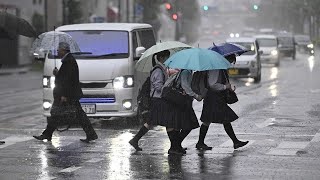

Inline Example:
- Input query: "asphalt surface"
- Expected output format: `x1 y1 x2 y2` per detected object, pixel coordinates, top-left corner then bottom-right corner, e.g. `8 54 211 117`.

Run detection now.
0 50 320 179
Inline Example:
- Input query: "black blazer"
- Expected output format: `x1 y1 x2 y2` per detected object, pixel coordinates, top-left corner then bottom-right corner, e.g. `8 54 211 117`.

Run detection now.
53 53 83 100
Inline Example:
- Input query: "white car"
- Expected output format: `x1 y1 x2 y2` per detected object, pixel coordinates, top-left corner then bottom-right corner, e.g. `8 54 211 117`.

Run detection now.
255 35 280 67
226 37 262 83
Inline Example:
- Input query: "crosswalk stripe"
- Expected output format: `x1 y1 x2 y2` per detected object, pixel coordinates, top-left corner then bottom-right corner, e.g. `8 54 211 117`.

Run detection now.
59 166 82 173
85 158 104 163
0 136 33 149
255 118 276 128
311 133 320 142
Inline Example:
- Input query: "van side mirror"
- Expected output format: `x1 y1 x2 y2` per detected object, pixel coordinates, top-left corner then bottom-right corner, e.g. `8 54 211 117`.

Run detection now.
134 47 146 61
258 50 263 55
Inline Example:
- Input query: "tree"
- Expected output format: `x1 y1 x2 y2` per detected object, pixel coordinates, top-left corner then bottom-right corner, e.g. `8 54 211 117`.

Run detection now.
63 0 82 25
32 12 45 34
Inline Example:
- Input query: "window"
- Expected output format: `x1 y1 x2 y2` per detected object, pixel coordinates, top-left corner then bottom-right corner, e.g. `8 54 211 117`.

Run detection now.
257 39 277 47
138 30 156 49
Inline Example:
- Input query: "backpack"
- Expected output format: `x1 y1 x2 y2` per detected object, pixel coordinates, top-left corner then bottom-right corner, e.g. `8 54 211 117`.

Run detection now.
191 71 208 96
137 65 163 114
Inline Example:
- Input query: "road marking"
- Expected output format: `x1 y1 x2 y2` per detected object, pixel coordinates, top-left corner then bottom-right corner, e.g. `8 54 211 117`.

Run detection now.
59 166 81 173
85 158 104 163
255 118 276 128
311 133 320 142
38 176 57 180
266 141 310 156
0 136 33 149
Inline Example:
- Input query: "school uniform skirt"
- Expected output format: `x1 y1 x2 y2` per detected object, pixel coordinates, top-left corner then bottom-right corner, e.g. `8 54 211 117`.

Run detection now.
200 90 238 124
149 97 199 130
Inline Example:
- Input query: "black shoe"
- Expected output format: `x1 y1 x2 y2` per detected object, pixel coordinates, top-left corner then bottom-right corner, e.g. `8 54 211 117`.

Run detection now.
129 139 142 151
33 135 52 141
168 148 185 155
234 141 249 149
196 143 212 150
0 141 5 145
80 135 98 143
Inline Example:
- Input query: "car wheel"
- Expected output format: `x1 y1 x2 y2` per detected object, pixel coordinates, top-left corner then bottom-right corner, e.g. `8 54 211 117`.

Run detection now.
254 72 261 83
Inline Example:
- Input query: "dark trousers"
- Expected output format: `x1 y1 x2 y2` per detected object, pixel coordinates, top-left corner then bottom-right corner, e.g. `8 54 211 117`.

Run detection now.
43 100 97 138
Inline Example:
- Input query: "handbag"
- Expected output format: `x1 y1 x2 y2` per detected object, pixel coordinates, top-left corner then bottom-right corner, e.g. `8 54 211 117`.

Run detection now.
223 71 238 104
49 102 78 131
161 71 188 107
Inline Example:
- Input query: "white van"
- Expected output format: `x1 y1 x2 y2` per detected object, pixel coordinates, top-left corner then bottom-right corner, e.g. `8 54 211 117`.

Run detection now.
40 23 156 121
255 35 280 66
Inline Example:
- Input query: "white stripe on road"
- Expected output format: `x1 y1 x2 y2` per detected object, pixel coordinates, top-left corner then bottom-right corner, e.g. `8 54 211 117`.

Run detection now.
85 158 104 163
266 141 310 156
59 166 82 173
255 118 276 128
311 133 320 142
0 136 33 149
37 176 57 180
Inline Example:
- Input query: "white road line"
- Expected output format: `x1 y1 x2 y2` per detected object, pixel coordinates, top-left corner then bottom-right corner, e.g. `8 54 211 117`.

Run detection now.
0 136 33 149
266 149 299 156
85 158 104 163
59 166 82 173
311 133 320 142
37 176 57 180
255 118 276 128
266 141 310 156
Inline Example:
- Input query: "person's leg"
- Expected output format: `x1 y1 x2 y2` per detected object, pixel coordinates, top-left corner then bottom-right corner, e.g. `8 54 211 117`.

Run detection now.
223 123 248 149
167 128 184 155
78 108 98 143
177 129 191 151
33 124 55 141
129 123 150 151
196 122 212 150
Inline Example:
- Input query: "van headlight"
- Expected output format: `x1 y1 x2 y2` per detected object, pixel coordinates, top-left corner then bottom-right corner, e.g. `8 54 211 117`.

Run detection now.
113 76 134 89
43 101 52 110
43 76 55 89
271 50 278 56
307 44 314 49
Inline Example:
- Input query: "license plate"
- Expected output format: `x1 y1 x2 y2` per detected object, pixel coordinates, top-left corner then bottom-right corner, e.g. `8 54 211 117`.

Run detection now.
81 104 96 114
228 69 239 75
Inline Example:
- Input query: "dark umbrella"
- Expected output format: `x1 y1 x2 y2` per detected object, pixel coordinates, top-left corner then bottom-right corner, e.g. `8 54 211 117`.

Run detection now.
208 42 249 57
0 11 37 39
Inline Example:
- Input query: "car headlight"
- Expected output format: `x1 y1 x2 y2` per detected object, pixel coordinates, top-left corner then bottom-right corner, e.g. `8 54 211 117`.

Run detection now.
230 33 235 38
235 33 240 38
307 44 314 49
271 50 278 56
43 76 55 89
43 101 52 110
113 76 134 89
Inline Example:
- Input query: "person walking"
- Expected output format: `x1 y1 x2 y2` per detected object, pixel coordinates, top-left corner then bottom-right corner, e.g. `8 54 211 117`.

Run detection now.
174 69 203 152
196 54 249 150
33 42 98 143
129 50 170 151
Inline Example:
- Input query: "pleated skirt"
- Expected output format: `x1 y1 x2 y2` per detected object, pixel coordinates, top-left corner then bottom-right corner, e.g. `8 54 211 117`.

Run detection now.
200 90 238 124
148 97 199 130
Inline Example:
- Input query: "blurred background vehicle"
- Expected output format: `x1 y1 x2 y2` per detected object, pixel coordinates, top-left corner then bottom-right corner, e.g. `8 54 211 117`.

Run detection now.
277 32 296 60
226 37 262 83
255 34 280 67
294 34 315 55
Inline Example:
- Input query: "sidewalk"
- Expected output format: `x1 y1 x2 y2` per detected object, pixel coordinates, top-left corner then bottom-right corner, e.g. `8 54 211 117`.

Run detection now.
0 66 31 76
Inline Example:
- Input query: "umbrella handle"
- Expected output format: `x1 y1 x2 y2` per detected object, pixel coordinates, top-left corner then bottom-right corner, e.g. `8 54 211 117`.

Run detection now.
212 42 216 47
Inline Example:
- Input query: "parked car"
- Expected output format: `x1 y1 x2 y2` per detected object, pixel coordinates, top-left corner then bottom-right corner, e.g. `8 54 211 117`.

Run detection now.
255 35 280 66
294 34 314 55
277 33 296 60
37 23 156 121
226 37 262 83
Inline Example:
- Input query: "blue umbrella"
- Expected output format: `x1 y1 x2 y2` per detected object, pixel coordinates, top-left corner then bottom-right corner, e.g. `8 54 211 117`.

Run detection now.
208 43 249 56
164 48 230 71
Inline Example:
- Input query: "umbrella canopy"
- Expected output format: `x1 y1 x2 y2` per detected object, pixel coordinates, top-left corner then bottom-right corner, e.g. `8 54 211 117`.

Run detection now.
31 31 81 55
0 11 37 39
164 48 231 71
135 41 191 72
208 43 249 57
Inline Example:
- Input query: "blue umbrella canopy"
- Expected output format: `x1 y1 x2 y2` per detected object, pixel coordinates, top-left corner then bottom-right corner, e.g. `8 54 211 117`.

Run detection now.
164 48 230 71
208 43 249 57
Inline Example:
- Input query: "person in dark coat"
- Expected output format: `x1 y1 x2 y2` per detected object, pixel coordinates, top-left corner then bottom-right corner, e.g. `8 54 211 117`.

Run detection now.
33 42 98 143
196 54 249 150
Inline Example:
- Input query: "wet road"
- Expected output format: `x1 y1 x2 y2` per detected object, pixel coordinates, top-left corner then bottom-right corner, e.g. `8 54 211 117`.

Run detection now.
1 51 320 179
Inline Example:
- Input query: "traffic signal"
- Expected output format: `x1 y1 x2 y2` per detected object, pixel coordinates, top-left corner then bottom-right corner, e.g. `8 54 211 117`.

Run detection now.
165 3 172 10
253 4 259 10
172 13 178 20
203 5 209 11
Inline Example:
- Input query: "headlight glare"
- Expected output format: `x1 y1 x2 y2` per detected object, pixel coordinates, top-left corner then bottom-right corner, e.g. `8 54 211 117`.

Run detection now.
307 44 314 49
43 77 49 87
126 77 134 86
113 76 125 89
271 50 278 56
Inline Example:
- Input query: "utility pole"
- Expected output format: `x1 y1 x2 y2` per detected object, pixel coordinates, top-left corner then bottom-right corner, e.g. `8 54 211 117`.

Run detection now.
44 0 48 31
174 0 180 41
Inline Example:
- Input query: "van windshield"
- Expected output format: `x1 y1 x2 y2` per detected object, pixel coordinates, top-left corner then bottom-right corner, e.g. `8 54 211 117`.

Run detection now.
49 30 129 59
257 39 277 47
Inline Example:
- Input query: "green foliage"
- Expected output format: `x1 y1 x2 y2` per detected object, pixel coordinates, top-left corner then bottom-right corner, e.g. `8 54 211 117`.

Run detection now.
32 12 44 34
